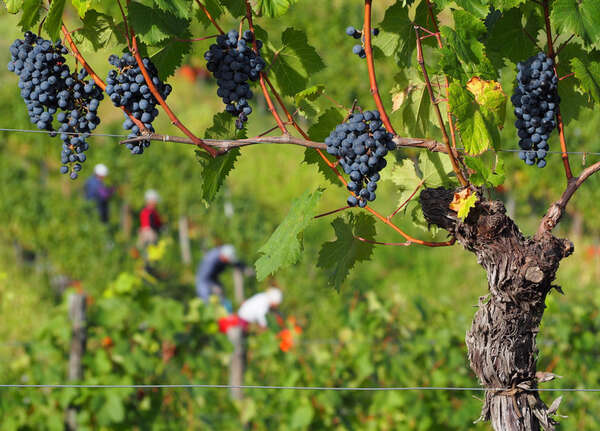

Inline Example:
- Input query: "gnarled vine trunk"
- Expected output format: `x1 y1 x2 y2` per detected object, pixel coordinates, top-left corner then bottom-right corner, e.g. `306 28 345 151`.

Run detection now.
420 188 573 431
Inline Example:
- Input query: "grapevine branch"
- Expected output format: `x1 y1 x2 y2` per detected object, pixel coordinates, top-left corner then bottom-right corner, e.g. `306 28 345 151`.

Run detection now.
363 0 396 135
195 0 225 35
414 26 467 186
127 24 218 156
424 0 468 177
60 24 147 133
542 0 572 180
245 0 288 134
538 161 600 235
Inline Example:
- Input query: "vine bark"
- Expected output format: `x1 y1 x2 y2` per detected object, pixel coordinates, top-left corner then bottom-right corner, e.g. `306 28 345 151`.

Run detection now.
420 187 572 431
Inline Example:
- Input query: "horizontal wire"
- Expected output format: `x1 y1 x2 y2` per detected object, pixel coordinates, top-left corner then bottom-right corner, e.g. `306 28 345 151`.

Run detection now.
0 127 599 157
0 384 599 392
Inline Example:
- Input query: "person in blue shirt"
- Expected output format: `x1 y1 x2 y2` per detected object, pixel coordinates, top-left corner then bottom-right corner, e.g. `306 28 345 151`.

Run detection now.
196 244 248 312
84 164 114 223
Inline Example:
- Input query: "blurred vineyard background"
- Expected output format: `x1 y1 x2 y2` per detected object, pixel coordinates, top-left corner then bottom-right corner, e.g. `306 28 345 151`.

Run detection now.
1 2 600 430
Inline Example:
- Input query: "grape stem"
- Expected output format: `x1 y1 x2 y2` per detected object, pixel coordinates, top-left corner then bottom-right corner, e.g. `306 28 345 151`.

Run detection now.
363 0 396 135
195 0 225 35
60 24 147 134
244 0 288 134
542 0 573 180
128 28 218 156
414 25 468 186
354 236 412 247
538 160 600 236
388 178 426 220
314 206 350 219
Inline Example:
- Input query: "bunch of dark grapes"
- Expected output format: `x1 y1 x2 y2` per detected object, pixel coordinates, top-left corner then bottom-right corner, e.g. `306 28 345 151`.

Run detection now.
55 68 104 179
204 30 266 129
511 52 559 168
8 32 103 179
325 111 394 207
105 53 172 154
345 26 379 58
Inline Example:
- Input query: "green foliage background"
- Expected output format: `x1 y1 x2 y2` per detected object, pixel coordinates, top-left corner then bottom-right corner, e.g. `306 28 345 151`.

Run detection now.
1 0 600 429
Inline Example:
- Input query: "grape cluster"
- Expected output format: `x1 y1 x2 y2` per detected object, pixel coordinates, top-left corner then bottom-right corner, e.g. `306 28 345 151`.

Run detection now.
106 53 172 154
325 111 394 207
204 30 266 129
511 52 560 168
345 26 379 58
8 32 103 179
55 68 104 179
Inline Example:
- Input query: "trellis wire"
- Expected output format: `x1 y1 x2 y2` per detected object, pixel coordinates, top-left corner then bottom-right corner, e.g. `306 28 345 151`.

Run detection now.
0 384 598 392
0 127 599 157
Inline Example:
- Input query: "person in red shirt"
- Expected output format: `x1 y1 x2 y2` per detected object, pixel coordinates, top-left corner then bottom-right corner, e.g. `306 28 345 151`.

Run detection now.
137 189 163 252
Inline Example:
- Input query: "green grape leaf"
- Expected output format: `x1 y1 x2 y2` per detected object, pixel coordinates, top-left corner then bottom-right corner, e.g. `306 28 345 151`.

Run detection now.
303 108 344 186
6 0 21 13
307 107 344 141
129 1 190 45
486 8 540 68
570 57 600 104
255 189 324 281
254 0 298 17
390 81 432 137
494 0 527 10
151 37 192 80
270 27 325 96
440 10 497 82
302 149 339 187
465 157 505 187
294 85 325 118
448 79 506 154
221 0 246 17
317 213 376 290
70 0 91 18
195 0 224 28
373 0 427 67
154 0 193 19
72 11 124 51
453 0 489 18
44 0 66 41
195 113 245 202
418 151 455 188
18 0 42 30
551 0 600 49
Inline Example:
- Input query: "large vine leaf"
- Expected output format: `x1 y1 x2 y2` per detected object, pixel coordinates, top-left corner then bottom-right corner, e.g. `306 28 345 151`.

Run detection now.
270 28 325 96
302 108 344 186
448 79 506 154
70 0 91 18
439 10 497 83
128 1 190 45
486 8 540 68
551 0 600 49
255 189 324 281
150 36 192 80
72 11 125 52
570 58 600 104
44 0 66 41
254 0 298 17
194 113 245 202
153 0 193 19
317 213 376 290
18 0 42 31
221 0 246 17
465 157 506 187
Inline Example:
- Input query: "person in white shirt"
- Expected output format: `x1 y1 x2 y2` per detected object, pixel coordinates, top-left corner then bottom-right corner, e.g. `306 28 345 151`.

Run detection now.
237 287 283 329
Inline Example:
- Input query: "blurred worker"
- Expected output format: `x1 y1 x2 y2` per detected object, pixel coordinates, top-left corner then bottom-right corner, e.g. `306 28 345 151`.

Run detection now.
237 287 283 329
195 245 250 312
84 164 114 223
137 189 163 250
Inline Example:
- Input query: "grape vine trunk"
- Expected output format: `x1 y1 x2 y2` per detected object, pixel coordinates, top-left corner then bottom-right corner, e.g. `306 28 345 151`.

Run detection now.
420 187 573 431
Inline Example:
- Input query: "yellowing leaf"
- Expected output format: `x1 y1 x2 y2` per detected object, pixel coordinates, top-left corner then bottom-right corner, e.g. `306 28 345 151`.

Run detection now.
391 84 417 112
449 188 478 220
466 77 507 127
